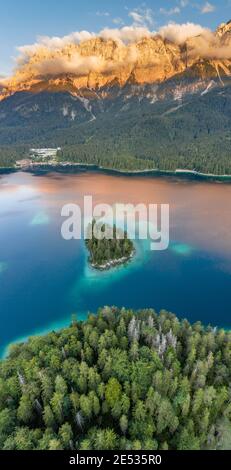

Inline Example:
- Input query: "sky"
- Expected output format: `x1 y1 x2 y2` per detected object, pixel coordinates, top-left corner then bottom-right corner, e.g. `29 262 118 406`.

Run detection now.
0 0 230 75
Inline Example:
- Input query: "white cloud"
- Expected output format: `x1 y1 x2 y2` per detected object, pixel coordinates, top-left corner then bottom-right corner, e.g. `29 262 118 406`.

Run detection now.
17 30 95 59
160 7 181 16
96 11 110 17
186 32 231 59
35 53 106 76
32 44 140 78
112 17 124 26
128 7 154 27
17 25 154 62
201 2 215 14
99 26 152 44
14 18 231 79
158 22 210 44
159 21 231 59
129 11 143 23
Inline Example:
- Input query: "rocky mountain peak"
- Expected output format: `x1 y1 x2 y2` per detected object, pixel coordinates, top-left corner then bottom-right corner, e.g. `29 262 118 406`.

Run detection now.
0 21 231 102
216 20 231 38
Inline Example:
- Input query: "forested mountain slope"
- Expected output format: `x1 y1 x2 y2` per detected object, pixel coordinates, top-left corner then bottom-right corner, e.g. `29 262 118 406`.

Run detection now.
0 82 231 174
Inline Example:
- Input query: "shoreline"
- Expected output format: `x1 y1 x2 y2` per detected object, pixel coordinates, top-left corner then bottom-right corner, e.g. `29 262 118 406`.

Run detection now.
90 251 135 271
2 160 231 181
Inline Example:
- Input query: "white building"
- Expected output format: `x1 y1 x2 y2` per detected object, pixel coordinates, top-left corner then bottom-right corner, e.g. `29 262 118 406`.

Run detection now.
30 148 61 160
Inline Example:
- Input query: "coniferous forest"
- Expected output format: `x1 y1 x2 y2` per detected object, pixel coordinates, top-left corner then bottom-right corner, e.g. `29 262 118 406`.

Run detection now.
0 307 230 451
0 84 231 175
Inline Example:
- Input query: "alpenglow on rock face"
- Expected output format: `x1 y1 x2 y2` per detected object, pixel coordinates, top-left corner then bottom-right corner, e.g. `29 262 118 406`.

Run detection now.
0 21 231 176
1 21 231 101
0 37 186 98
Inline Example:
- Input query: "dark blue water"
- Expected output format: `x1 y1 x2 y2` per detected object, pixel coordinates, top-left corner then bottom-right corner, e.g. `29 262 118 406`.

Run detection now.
0 169 230 356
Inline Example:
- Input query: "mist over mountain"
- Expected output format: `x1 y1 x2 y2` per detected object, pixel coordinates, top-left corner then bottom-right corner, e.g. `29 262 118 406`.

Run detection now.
0 20 230 174
1 20 231 98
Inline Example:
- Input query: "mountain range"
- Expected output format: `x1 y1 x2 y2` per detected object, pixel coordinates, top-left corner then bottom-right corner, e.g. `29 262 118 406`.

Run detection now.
0 20 231 174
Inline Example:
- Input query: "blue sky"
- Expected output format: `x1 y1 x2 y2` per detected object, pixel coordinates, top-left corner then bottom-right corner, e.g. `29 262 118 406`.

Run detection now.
0 0 230 75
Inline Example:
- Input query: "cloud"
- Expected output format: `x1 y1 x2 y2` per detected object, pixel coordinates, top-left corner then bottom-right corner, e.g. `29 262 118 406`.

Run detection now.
128 7 154 27
112 18 124 26
17 31 95 62
158 21 231 59
13 20 231 81
16 26 153 64
96 11 110 17
187 32 231 59
39 31 94 48
99 26 152 43
35 53 106 77
201 2 215 14
158 22 209 44
160 7 181 16
33 45 139 78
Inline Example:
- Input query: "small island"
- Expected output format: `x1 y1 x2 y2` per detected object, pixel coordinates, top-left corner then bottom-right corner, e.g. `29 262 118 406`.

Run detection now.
86 220 135 270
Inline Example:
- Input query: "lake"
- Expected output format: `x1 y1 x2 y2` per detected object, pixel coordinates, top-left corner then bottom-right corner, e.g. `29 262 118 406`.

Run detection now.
0 168 231 357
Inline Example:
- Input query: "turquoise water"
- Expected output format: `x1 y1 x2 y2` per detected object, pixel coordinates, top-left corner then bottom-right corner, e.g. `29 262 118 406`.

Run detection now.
0 169 231 357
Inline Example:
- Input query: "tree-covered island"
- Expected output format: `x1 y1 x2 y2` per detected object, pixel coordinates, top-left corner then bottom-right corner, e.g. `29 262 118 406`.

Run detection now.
85 220 135 270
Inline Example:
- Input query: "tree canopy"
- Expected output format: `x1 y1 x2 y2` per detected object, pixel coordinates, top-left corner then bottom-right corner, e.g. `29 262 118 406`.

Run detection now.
0 307 230 450
86 221 134 269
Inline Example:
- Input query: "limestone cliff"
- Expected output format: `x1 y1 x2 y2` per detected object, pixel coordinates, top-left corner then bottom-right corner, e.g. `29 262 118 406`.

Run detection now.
1 21 231 101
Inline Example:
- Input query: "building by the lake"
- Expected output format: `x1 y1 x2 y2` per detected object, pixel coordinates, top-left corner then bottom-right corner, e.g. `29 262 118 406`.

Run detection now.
30 148 61 160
